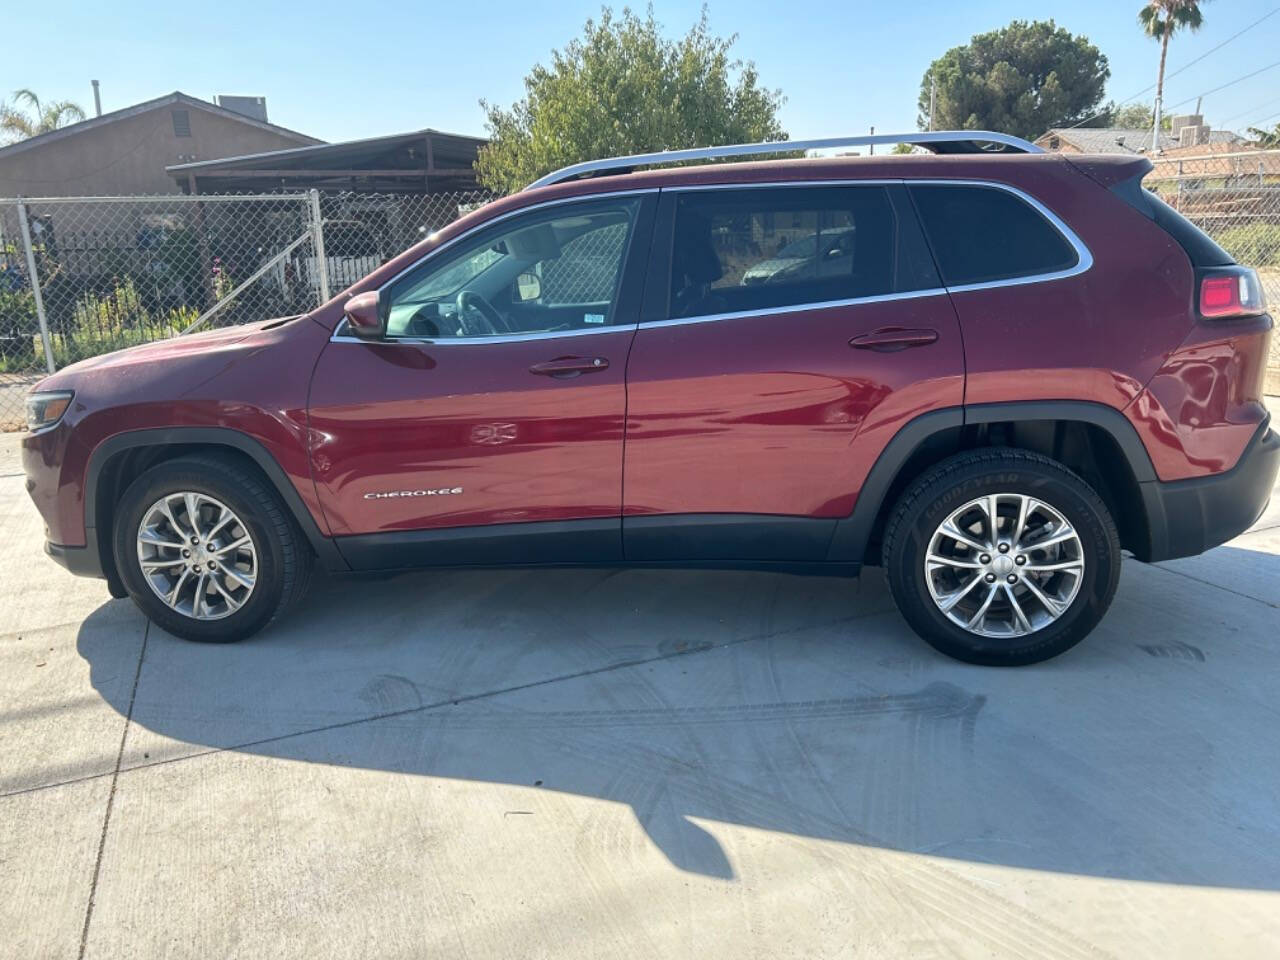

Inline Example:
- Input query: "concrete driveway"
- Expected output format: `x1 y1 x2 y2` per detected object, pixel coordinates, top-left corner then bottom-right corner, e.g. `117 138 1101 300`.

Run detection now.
2 408 1279 960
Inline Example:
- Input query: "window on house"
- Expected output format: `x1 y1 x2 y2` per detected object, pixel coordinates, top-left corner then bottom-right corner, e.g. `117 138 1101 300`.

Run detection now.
171 110 191 137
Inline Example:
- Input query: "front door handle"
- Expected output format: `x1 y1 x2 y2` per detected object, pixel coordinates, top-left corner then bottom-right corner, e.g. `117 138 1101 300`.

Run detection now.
849 328 939 352
529 356 610 378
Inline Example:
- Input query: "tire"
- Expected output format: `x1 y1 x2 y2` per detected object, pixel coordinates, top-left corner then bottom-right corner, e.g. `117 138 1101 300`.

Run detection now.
112 453 313 643
882 448 1121 666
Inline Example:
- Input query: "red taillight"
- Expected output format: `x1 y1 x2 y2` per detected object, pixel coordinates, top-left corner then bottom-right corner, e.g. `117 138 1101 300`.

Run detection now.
1199 267 1266 319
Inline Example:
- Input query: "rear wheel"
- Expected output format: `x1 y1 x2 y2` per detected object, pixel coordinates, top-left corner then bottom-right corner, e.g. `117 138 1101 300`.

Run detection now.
882 449 1121 666
113 454 312 642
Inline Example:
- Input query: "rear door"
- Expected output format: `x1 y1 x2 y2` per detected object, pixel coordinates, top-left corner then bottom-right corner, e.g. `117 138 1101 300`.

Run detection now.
621 181 965 561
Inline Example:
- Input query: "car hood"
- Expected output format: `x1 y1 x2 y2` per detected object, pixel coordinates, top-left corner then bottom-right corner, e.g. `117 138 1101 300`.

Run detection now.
31 317 301 395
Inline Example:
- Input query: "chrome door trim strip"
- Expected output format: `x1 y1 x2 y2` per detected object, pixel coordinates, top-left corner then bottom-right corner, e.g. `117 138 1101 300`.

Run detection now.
330 322 636 346
639 289 952 330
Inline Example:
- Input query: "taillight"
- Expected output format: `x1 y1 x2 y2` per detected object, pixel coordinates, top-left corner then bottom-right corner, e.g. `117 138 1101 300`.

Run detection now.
1199 267 1266 320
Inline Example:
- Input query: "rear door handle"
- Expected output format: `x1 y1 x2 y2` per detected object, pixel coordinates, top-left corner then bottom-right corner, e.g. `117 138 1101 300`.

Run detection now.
529 356 610 378
849 327 939 351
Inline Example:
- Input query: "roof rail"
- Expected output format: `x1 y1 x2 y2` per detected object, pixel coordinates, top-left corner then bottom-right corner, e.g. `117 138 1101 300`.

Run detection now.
525 131 1043 190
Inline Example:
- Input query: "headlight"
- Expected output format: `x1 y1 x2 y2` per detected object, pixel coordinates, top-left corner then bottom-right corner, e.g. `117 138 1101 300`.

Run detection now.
25 391 74 433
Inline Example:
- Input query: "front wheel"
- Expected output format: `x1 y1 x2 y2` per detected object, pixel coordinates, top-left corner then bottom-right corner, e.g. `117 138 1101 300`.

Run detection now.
882 449 1121 666
113 454 312 642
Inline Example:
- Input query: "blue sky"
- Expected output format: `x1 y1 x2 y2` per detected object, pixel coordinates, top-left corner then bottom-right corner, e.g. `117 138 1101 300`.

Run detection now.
6 0 1279 143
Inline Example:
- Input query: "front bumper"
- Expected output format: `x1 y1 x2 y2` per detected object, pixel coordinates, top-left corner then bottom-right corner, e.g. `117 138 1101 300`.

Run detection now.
44 530 127 598
1140 418 1280 562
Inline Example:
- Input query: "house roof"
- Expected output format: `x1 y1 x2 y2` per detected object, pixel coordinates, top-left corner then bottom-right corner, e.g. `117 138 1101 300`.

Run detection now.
1037 127 1244 154
0 91 321 160
165 128 487 193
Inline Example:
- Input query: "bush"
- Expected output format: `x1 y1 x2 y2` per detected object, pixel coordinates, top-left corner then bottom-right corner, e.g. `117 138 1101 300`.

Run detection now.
53 277 197 366
1213 223 1280 268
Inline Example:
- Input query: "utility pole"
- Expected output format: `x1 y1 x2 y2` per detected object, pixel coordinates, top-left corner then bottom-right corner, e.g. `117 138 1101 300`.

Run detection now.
869 126 875 156
929 75 937 131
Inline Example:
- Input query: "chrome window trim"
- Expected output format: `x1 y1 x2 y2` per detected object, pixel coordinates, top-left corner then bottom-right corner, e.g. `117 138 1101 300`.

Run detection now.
648 177 1092 327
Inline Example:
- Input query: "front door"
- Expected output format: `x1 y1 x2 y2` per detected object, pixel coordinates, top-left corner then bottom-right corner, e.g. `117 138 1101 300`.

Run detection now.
622 182 965 561
308 193 655 568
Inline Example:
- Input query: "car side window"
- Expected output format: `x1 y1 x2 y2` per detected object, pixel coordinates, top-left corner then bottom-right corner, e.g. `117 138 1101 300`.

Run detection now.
908 184 1080 287
665 185 926 320
383 198 640 339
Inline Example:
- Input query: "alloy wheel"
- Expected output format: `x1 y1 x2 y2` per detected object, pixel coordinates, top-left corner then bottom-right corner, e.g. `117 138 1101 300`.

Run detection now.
924 492 1085 639
135 491 258 620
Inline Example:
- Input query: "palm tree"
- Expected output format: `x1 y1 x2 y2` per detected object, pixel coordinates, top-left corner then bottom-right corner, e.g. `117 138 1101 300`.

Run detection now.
0 89 87 145
1139 1 1209 152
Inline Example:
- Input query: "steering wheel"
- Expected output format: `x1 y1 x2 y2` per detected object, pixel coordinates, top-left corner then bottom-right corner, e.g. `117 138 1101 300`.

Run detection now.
455 290 510 336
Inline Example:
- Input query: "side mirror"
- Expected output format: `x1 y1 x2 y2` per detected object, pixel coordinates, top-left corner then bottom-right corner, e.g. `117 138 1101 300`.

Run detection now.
515 272 542 302
344 290 384 340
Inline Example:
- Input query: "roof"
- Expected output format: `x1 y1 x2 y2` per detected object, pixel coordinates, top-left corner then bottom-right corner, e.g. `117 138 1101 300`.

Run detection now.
1038 127 1244 154
0 91 321 160
166 128 487 193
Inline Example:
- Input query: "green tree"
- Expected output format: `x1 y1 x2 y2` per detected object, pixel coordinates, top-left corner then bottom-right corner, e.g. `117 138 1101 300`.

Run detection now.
476 5 787 194
0 89 86 144
1139 1 1210 139
917 20 1110 140
1247 123 1280 148
1093 102 1171 129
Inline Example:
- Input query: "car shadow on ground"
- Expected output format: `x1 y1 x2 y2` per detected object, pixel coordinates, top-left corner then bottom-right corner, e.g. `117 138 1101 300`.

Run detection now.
76 545 1280 886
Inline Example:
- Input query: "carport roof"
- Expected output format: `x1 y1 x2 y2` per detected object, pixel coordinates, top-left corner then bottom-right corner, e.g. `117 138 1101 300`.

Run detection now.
166 128 487 194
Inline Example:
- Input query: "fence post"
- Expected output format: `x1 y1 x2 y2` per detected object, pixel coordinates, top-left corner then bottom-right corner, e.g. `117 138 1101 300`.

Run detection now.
16 202 56 374
308 189 330 303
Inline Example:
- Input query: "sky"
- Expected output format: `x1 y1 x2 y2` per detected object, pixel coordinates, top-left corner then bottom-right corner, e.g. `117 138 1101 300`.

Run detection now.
5 0 1279 145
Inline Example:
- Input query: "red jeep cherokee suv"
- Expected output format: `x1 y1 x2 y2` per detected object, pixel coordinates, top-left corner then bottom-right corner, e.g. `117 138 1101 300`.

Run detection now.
21 132 1278 665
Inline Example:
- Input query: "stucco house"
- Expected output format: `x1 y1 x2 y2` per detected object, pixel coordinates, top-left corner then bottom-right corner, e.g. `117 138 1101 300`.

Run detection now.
0 91 320 198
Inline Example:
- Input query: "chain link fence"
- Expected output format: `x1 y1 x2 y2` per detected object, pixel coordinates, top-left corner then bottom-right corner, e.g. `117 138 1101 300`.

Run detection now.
3 153 1280 429
0 189 493 428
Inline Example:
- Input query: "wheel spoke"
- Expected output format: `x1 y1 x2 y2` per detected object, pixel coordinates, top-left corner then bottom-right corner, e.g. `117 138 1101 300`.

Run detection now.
938 574 983 612
1022 576 1066 617
939 521 989 554
160 498 189 539
1023 559 1084 573
205 510 235 541
141 557 185 571
966 583 1000 630
139 529 185 549
184 493 203 537
1012 496 1033 549
166 567 192 608
1025 525 1077 552
192 573 208 618
927 553 984 570
985 494 1001 543
220 563 254 590
1004 584 1033 633
212 535 251 556
209 576 243 612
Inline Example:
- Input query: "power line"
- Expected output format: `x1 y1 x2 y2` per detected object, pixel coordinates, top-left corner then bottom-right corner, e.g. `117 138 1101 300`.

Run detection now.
1219 94 1280 127
1165 58 1280 112
1061 5 1280 131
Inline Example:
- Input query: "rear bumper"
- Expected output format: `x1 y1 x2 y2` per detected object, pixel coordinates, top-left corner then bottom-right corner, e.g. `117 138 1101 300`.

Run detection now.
1140 418 1279 562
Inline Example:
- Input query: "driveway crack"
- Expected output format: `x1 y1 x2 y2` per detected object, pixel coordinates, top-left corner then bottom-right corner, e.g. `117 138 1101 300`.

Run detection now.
77 619 149 960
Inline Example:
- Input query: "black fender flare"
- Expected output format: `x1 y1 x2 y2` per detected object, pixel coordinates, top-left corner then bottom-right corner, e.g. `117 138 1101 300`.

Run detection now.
825 401 1162 564
85 427 348 573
